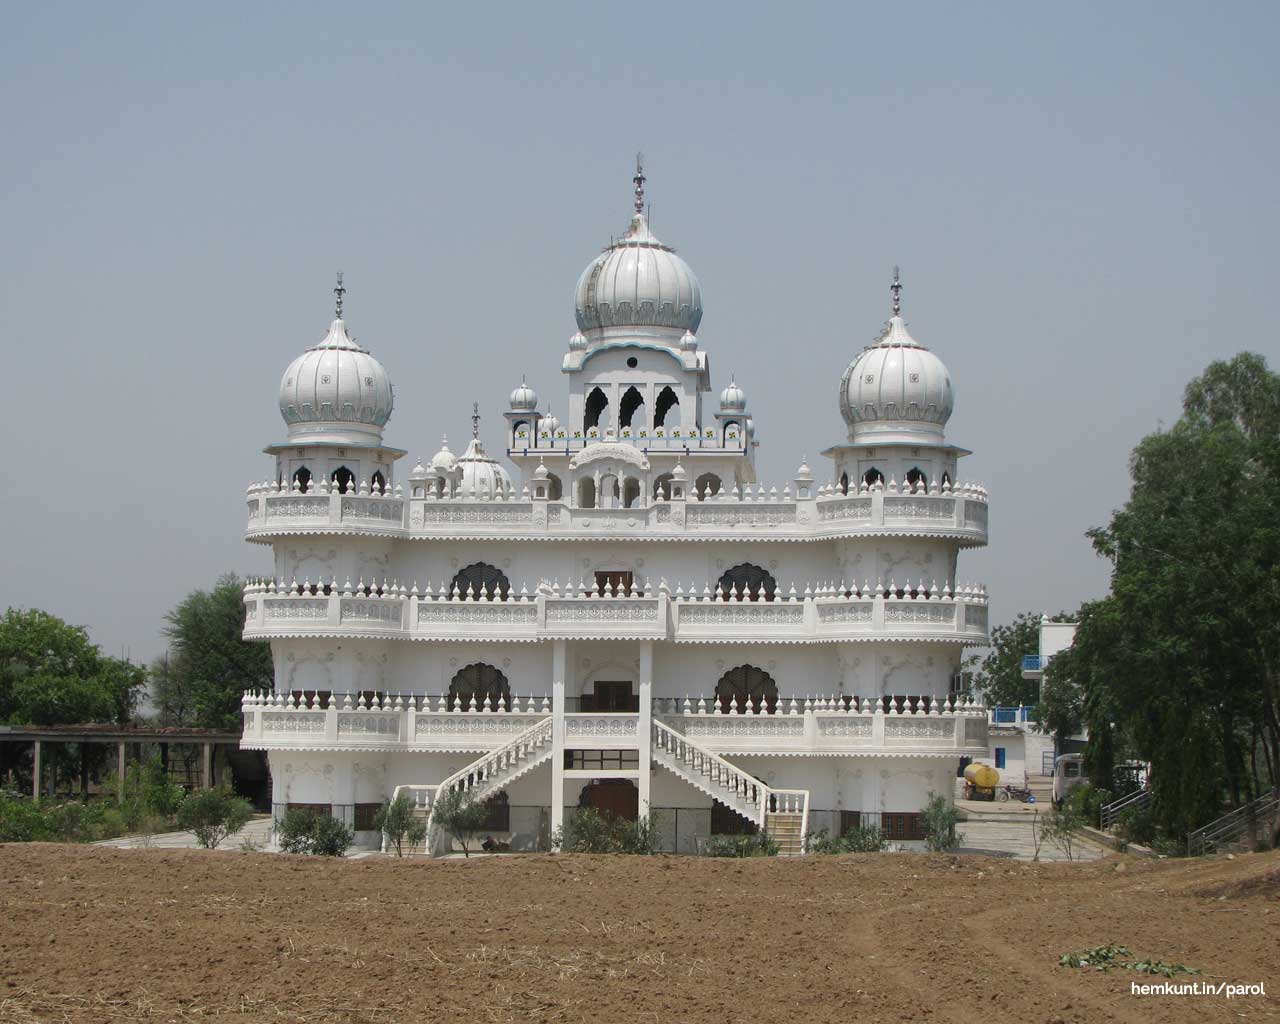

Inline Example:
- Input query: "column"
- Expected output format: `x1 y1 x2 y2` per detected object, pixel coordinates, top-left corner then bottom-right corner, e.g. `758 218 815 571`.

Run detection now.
117 740 127 804
550 638 567 848
638 641 653 817
32 740 41 801
202 742 213 790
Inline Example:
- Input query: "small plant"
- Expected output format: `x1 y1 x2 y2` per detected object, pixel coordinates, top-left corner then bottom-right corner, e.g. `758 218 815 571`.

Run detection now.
1060 944 1199 977
1042 803 1085 861
176 787 253 849
277 808 354 856
553 807 658 854
807 825 887 854
922 792 963 852
431 788 490 858
376 793 428 857
1116 803 1156 846
703 833 778 857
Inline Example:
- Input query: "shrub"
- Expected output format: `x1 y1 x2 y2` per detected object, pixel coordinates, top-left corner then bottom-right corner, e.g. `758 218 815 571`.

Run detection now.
807 825 887 854
277 808 353 856
1066 784 1114 828
431 789 491 858
1041 803 1085 860
553 807 657 854
139 756 187 818
922 792 963 852
376 793 428 857
0 793 132 843
703 833 778 857
1116 803 1157 846
176 787 253 849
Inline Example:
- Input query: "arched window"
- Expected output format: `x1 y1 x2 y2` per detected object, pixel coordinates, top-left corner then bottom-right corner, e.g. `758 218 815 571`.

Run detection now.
905 467 927 491
448 663 511 711
371 471 387 495
512 420 530 444
599 473 620 508
622 478 641 508
578 476 596 509
694 473 721 500
619 386 645 430
715 665 778 714
331 466 355 494
585 387 609 432
292 467 312 493
863 467 884 488
546 473 563 501
722 420 741 445
839 471 849 495
652 473 674 500
941 471 952 489
717 563 777 602
450 562 510 601
654 386 679 428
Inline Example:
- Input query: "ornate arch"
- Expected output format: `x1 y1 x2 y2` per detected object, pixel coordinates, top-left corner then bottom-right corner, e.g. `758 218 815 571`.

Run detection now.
585 387 609 432
715 665 778 715
717 563 777 602
839 471 849 495
694 473 721 500
371 470 387 494
331 466 355 494
450 562 511 601
292 466 313 493
619 385 645 429
448 663 511 711
905 466 927 490
863 467 884 488
654 386 679 427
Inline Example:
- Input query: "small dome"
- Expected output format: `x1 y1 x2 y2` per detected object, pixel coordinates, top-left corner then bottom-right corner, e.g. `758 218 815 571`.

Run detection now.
533 459 549 480
456 437 514 495
840 314 954 444
568 331 588 351
278 314 394 445
541 409 560 433
719 377 747 412
429 436 457 473
409 459 428 480
680 330 698 351
672 461 687 481
509 378 538 412
795 458 813 480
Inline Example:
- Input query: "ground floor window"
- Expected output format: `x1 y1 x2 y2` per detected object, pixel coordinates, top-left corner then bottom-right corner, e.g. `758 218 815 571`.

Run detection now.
881 812 926 841
564 749 639 771
839 810 867 834
711 800 757 835
479 792 510 832
353 803 382 830
995 747 1006 769
286 802 331 816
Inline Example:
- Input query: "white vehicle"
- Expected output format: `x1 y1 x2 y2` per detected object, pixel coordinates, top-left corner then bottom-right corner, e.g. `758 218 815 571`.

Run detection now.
1052 753 1087 805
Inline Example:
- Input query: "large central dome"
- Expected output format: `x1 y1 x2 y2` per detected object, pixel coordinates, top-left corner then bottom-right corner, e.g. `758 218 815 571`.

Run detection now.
573 162 702 335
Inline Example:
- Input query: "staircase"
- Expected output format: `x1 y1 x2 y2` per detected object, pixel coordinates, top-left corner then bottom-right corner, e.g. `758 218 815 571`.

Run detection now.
387 716 554 856
1187 789 1280 857
1100 787 1150 830
652 719 810 855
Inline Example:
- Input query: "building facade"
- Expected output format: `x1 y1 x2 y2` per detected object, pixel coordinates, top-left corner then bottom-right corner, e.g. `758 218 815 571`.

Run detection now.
240 168 991 853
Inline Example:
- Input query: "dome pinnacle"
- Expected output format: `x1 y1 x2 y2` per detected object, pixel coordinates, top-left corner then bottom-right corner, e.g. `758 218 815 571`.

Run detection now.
633 152 646 215
334 271 345 320
890 266 902 317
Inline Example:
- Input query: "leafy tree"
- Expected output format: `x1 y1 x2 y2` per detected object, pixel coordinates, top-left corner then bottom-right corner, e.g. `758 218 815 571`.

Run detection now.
176 787 253 849
1059 353 1280 838
154 573 273 730
431 788 491 857
376 793 428 857
277 808 353 856
921 792 963 852
976 611 1070 708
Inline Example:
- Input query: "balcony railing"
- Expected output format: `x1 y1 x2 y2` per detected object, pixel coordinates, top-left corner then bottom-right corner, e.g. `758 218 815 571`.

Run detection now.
240 691 988 756
243 579 990 644
1021 655 1049 672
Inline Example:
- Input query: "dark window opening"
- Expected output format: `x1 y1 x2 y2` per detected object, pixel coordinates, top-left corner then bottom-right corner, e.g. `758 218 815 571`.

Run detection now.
711 800 758 835
654 386 679 427
905 467 927 490
450 561 511 601
863 467 884 488
653 473 674 500
839 471 849 495
717 563 777 602
546 473 563 501
626 356 639 368
715 665 779 714
371 470 387 494
566 749 640 770
448 663 511 711
942 471 952 488
695 473 721 500
619 385 645 429
585 387 609 432
479 792 510 832
579 679 638 713
623 477 640 508
292 466 312 493
578 476 596 508
353 803 382 831
881 812 926 841
331 466 355 493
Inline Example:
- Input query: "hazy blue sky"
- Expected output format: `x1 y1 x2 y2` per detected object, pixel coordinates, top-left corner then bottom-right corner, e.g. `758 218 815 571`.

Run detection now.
3 2 1277 664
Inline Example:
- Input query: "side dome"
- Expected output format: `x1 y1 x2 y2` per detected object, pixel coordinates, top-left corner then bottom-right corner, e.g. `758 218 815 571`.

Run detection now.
456 437 514 495
839 315 954 444
509 378 538 412
573 161 702 335
278 283 393 445
719 377 747 412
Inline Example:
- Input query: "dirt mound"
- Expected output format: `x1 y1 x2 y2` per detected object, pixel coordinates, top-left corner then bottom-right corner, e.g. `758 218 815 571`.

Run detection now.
1 844 1277 1023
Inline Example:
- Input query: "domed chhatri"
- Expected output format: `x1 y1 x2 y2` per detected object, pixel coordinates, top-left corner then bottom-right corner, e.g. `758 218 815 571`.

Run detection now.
509 377 538 412
428 435 457 473
573 156 702 336
278 274 394 445
839 269 954 445
719 377 747 412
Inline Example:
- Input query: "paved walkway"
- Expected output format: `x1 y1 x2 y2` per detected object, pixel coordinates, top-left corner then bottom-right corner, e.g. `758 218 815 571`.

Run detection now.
958 819 1107 861
97 815 275 850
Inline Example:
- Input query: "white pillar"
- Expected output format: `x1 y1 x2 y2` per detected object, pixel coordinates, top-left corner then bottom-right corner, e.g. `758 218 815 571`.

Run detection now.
638 641 653 817
202 742 213 790
32 740 41 802
551 639 567 848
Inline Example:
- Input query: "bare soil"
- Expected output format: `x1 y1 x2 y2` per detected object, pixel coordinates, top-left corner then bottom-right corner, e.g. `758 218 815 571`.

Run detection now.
0 844 1277 1023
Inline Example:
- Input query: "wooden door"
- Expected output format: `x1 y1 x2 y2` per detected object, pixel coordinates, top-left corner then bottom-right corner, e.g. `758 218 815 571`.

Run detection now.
593 680 637 712
594 570 635 595
581 780 639 821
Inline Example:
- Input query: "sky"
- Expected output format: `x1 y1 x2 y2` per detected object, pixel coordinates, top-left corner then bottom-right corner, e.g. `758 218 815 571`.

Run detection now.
2 1 1277 665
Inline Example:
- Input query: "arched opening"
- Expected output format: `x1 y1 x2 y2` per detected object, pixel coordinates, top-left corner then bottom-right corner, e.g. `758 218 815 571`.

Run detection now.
942 471 952 489
578 779 639 821
619 386 645 430
652 473 674 500
694 473 721 500
292 467 312 493
722 420 741 445
577 476 596 509
431 476 448 498
584 387 609 433
331 466 356 494
448 663 511 711
512 419 530 444
546 473 563 501
598 473 621 508
905 467 927 491
371 471 387 495
715 665 779 715
654 386 679 428
717 563 778 602
839 471 849 495
863 467 884 488
622 477 641 508
450 562 511 601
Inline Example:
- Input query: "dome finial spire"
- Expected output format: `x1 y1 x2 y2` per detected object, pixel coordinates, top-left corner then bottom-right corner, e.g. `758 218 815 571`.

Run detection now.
633 152 646 214
890 266 902 317
334 271 346 320
471 401 481 440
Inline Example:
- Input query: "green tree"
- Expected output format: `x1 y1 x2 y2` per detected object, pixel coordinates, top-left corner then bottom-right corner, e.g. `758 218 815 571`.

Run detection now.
1062 353 1280 837
155 573 273 730
976 611 1046 708
177 787 253 849
375 793 428 857
431 788 490 857
922 792 963 852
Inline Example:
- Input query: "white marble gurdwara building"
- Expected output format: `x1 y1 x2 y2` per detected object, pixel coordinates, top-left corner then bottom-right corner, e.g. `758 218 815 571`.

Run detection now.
240 168 991 854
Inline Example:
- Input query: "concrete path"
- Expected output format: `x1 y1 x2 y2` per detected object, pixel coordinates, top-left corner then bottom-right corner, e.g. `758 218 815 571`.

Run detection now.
97 815 275 851
958 819 1107 861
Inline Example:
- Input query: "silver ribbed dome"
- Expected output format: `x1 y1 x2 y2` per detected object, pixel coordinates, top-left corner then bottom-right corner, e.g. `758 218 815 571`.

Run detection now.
719 377 747 412
574 212 702 334
509 378 538 412
278 316 394 444
456 437 514 495
839 315 954 444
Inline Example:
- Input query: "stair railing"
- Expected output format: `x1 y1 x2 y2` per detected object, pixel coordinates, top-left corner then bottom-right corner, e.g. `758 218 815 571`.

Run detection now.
652 719 769 824
1100 787 1150 830
1187 789 1280 857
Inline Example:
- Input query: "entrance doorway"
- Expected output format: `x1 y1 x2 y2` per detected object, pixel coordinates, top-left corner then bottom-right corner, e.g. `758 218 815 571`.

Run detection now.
589 680 637 713
579 779 639 821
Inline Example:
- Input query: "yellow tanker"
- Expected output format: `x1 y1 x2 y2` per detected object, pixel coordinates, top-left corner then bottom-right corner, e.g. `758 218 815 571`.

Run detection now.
964 763 1000 800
